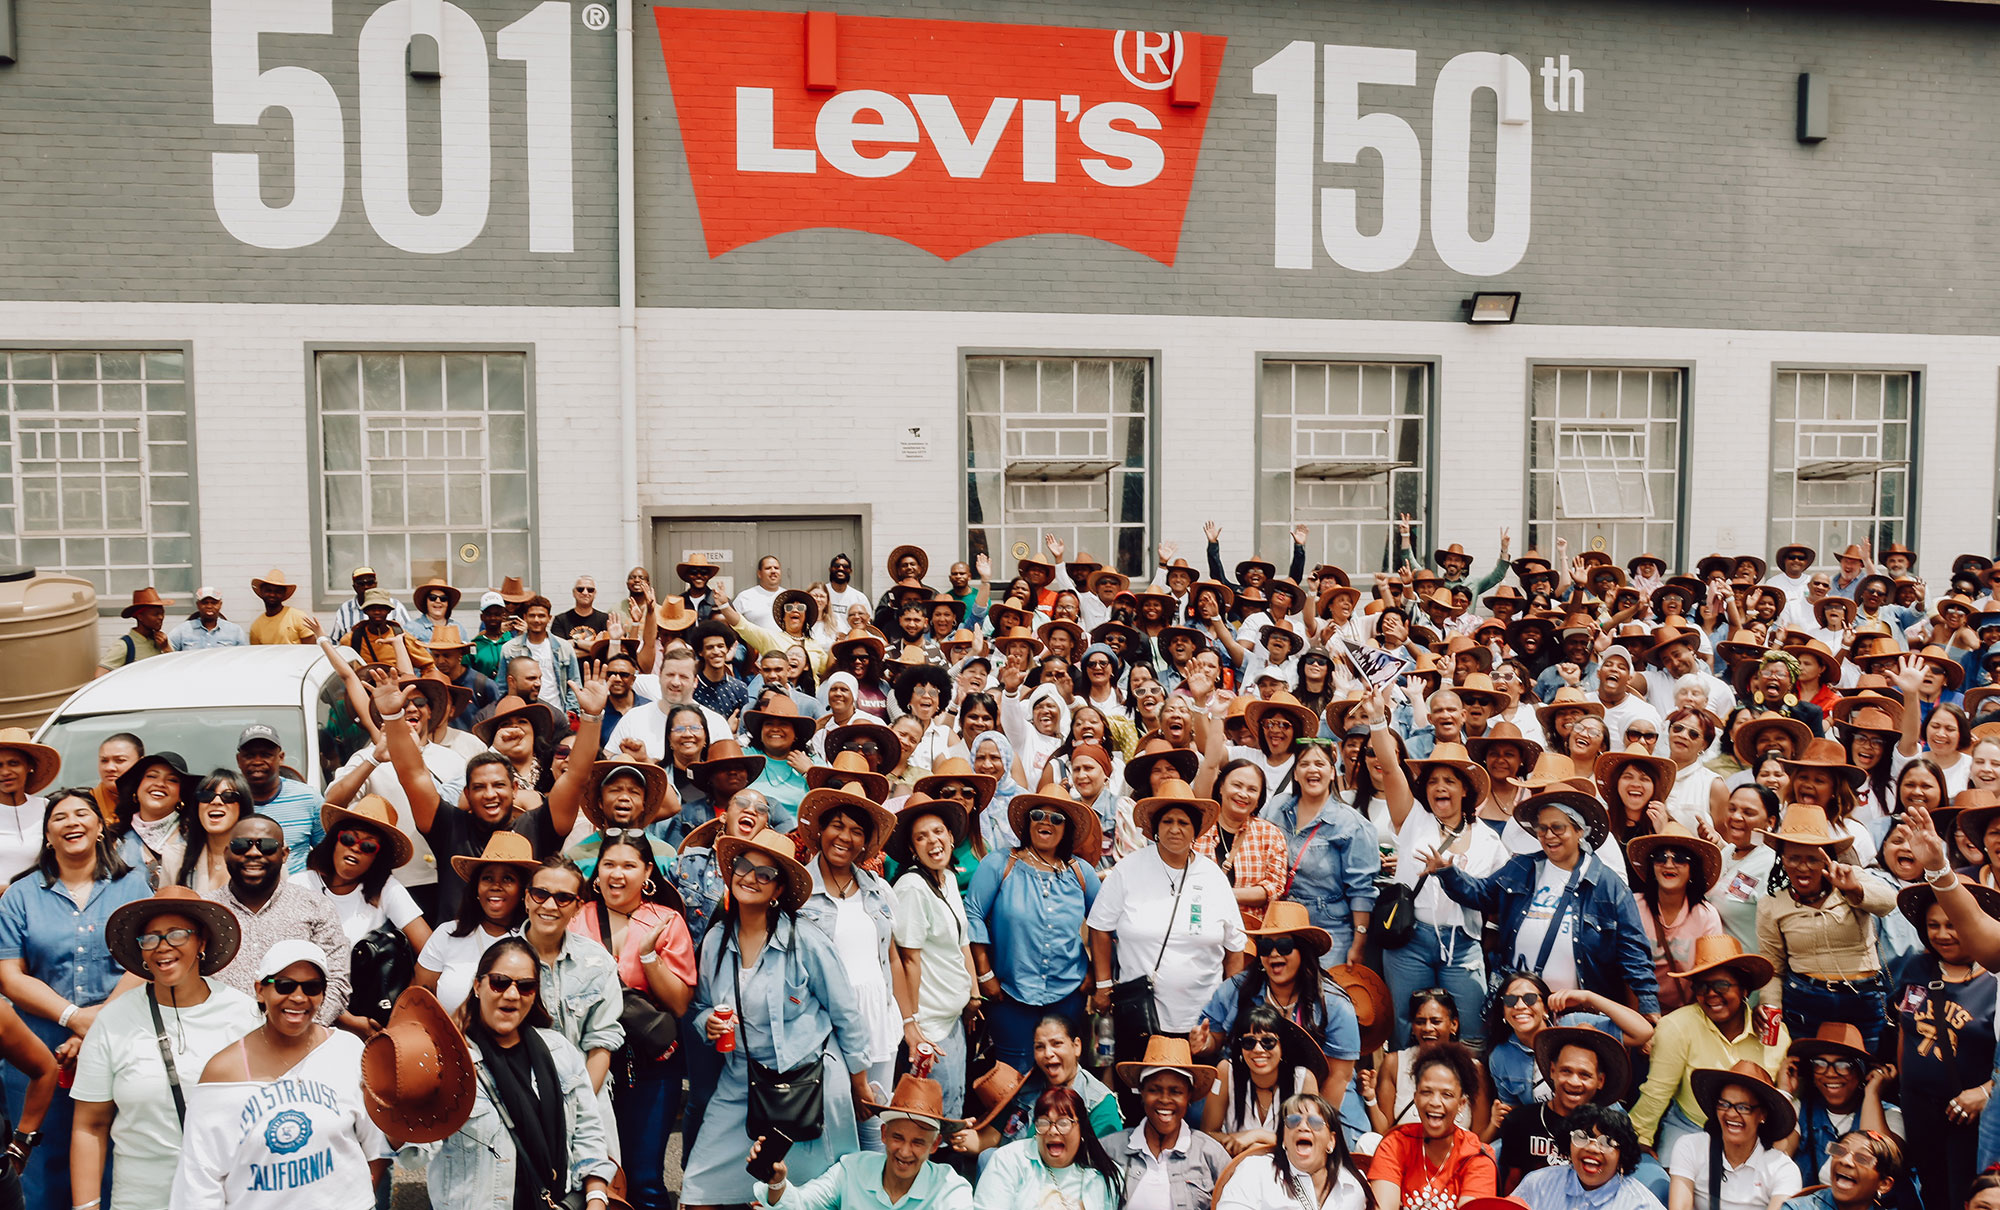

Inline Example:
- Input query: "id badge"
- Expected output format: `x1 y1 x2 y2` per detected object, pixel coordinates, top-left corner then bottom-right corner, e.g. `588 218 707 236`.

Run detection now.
1726 871 1758 902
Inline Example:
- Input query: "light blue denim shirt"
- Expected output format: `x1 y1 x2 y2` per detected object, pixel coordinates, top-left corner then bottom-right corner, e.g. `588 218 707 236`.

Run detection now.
963 849 1100 1004
538 932 626 1056
168 618 248 650
691 912 872 1075
425 1028 616 1204
798 860 897 980
1258 795 1381 920
0 867 152 1050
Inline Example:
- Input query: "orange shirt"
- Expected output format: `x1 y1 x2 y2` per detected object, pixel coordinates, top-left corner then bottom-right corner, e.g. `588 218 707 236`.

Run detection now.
1367 1123 1497 1210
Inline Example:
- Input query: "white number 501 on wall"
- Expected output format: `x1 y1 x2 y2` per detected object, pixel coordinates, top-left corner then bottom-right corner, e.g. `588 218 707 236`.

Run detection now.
211 0 575 254
1252 41 1532 276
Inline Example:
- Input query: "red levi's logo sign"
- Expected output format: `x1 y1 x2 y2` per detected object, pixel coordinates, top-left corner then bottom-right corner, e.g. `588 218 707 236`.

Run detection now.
654 8 1226 264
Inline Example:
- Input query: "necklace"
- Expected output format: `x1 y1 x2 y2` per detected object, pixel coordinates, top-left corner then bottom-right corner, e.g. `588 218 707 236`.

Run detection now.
1021 849 1056 871
824 866 858 898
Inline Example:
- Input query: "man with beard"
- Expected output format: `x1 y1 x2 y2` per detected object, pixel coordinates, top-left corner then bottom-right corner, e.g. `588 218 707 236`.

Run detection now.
233 724 322 874
826 552 872 633
168 587 247 650
1497 1026 1627 1188
204 816 350 1022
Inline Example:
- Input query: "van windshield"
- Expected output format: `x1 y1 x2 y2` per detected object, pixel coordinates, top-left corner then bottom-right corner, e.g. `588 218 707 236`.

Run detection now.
37 708 310 794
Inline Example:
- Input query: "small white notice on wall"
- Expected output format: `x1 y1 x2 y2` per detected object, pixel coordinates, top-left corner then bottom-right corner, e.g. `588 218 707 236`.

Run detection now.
898 426 931 461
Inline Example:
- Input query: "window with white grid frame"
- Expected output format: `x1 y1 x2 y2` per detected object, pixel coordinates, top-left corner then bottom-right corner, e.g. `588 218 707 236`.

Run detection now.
1527 366 1684 566
1258 360 1429 574
0 350 197 603
315 352 532 603
964 356 1151 579
1768 370 1915 566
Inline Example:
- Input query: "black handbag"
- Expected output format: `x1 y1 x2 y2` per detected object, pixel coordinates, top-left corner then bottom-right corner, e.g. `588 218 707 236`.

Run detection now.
1370 874 1430 950
1110 863 1188 1056
348 921 416 1026
595 902 680 1060
734 929 826 1142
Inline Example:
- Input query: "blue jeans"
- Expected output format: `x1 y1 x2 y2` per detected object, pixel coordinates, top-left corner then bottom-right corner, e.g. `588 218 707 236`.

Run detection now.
906 1022 968 1119
988 990 1084 1072
2 1064 97 1210
1980 1058 2000 1171
1381 920 1487 1050
1780 973 1889 1056
1654 1100 1705 1162
614 1052 684 1210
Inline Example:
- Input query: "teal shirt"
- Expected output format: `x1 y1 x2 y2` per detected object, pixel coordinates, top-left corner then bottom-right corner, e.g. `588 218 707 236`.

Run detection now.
970 1140 1116 1210
750 757 809 818
761 1151 972 1210
997 1068 1124 1144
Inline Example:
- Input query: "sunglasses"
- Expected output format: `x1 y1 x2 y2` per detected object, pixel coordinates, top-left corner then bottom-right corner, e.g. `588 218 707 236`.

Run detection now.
1625 730 1658 742
262 976 327 997
1500 992 1544 1008
484 973 539 996
1692 977 1741 996
427 593 451 603
336 830 380 855
228 837 283 856
204 791 244 805
1238 1035 1282 1052
1669 724 1705 739
137 927 198 951
1651 850 1693 867
1826 1140 1882 1168
1808 1056 1865 1075
1026 808 1070 827
1282 1113 1327 1130
732 856 784 885
933 783 980 800
1257 937 1301 958
527 886 582 909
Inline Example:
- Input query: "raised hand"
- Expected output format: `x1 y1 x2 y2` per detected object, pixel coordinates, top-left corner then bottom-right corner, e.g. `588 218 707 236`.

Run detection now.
572 660 611 716
1829 862 1864 895
618 736 651 762
1890 653 1928 697
1204 521 1222 544
1498 527 1511 556
1044 534 1065 560
1903 806 1950 874
975 552 992 579
1159 540 1180 563
1290 523 1309 547
367 671 414 721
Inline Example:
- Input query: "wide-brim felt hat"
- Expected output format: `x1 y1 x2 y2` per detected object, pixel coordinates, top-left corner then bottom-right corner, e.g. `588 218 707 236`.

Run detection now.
884 793 969 868
965 1060 1029 1131
585 760 675 829
805 749 891 802
1536 688 1605 731
1087 569 1131 595
250 568 300 600
423 623 475 654
797 785 897 865
0 729 59 796
1812 596 1858 628
819 722 901 776
768 588 820 631
410 578 462 615
1007 790 1103 862
1234 556 1278 583
1533 1026 1631 1104
1131 778 1220 839
1827 693 1903 735
1898 879 2000 937
1626 822 1722 892
1952 795 2000 852
1731 715 1813 766
713 828 814 912
1243 900 1332 958
1114 1035 1220 1097
886 545 931 580
320 795 416 869
690 740 766 793
1594 747 1678 806
361 987 476 1144
654 599 697 632
1757 803 1856 852
1123 743 1200 794
742 695 817 749
911 757 996 809
448 831 542 882
1786 1022 1876 1069
1327 963 1393 1055
495 576 535 605
116 751 200 809
1242 692 1320 742
1681 934 1775 989
1777 738 1866 790
472 696 554 745
1407 742 1491 806
1908 644 1967 690
1157 625 1209 654
1691 1061 1796 1144
862 1074 970 1130
400 671 471 720
1467 722 1542 769
1089 620 1146 653
831 631 889 665
1512 788 1612 850
120 587 173 618
675 553 721 583
107 885 242 977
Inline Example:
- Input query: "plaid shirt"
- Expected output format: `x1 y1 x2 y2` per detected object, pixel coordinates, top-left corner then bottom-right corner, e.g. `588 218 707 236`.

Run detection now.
1193 816 1290 929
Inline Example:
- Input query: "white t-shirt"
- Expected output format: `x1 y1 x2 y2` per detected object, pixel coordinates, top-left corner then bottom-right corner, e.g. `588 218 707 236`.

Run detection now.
334 745 467 889
1667 1133 1801 1210
1512 859 1583 990
826 584 873 631
296 869 424 945
170 1030 388 1210
1601 695 1663 751
72 979 264 1210
1215 1154 1369 1210
0 796 46 883
1646 672 1736 727
525 638 564 710
734 584 782 634
1228 745 1297 799
1396 810 1509 934
606 699 731 761
891 872 973 1041
1086 845 1247 1032
418 923 519 1014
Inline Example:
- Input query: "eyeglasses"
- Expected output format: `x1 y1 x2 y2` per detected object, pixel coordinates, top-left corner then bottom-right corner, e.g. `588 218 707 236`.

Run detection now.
1500 992 1544 1008
1713 1098 1762 1119
1238 1035 1281 1052
575 587 595 594
262 976 327 997
527 886 582 909
204 791 243 805
1691 978 1741 996
1569 1131 1617 1154
137 927 198 951
484 973 539 996
427 593 451 603
1033 1117 1076 1137
1026 808 1070 827
1808 1056 1864 1076
732 856 784 885
606 669 636 680
228 837 283 856
1669 724 1705 739
1531 823 1575 839
1257 937 1300 958
1282 1113 1328 1131
336 830 380 855
1651 850 1693 867
669 724 705 735
1826 1140 1881 1168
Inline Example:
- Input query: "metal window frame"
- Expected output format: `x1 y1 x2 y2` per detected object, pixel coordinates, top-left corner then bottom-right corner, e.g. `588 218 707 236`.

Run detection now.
303 342 540 610
958 348 1160 579
1522 358 1695 571
1767 364 1922 565
1252 352 1441 574
0 340 200 616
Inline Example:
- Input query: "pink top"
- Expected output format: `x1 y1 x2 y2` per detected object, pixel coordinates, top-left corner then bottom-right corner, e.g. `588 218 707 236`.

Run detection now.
569 901 698 991
1640 898 1725 1012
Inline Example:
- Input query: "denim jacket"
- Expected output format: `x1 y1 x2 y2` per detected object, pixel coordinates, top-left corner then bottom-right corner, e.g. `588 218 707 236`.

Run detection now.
672 846 726 952
1436 851 1661 1014
797 860 897 979
538 933 626 1056
1113 1122 1230 1210
427 1028 616 1205
500 633 581 712
1258 794 1381 921
690 912 872 1075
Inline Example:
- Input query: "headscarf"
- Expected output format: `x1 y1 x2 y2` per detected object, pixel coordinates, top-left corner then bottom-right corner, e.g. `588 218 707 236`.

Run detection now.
1024 681 1072 740
973 730 1025 852
820 671 860 713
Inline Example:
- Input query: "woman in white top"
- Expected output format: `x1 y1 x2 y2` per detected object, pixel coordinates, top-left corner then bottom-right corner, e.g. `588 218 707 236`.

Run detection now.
1000 681 1069 792
0 733 56 882
1666 1062 1801 1210
413 835 534 1013
1202 1008 1323 1154
1661 709 1727 833
1890 653 1974 796
888 797 978 1119
164 770 251 896
172 940 387 1208
1711 785 1779 955
1229 696 1316 800
296 797 431 1034
1214 1093 1370 1210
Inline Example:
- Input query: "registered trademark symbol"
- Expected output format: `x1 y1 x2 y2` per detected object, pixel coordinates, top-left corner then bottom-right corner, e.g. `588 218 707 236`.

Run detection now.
581 3 610 31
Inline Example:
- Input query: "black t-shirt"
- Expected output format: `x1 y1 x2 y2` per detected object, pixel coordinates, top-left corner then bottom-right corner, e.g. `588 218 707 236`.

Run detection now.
422 802 509 921
1498 1100 1573 1183
551 608 610 639
1898 957 1998 1100
511 806 566 859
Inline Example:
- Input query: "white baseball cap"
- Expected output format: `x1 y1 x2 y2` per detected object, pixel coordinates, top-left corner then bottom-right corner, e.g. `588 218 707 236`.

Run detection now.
257 938 331 982
196 586 221 602
480 591 506 611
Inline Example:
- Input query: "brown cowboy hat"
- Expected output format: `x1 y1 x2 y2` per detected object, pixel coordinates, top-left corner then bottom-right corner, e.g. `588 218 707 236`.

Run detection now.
1450 673 1508 713
884 793 969 869
1812 596 1857 630
496 576 535 605
1595 744 1677 805
250 568 300 599
1535 687 1605 732
674 553 721 583
1507 752 1596 795
1324 692 1370 738
585 760 674 829
1643 625 1704 667
1952 794 2000 852
818 722 901 777
1327 963 1393 1055
1512 550 1556 579
1007 788 1103 862
1512 788 1612 850
1243 900 1332 959
410 578 462 615
1037 619 1085 654
1777 738 1865 790
1757 803 1855 851
1787 1022 1875 1069
107 885 242 977
472 695 554 746
1681 934 1775 988
831 632 889 667
1432 541 1474 568
319 795 416 869
691 739 766 793
1087 569 1131 595
1407 742 1491 806
1481 584 1528 613
1442 634 1495 673
1627 552 1669 577
1123 739 1200 795
804 749 891 803
713 827 813 911
886 545 931 580
742 695 817 751
1730 714 1813 767
398 670 471 721
1898 879 2000 936
448 831 542 882
1908 644 1967 691
423 623 474 654
0 729 60 796
1781 635 1843 681
861 1074 970 1130
120 587 172 618
653 598 697 633
1690 1061 1795 1144
965 1061 1029 1131
1826 693 1903 735
1714 629 1769 669
797 782 898 865
1467 721 1543 771
1242 692 1320 743
1131 778 1220 839
1316 582 1361 617
1114 1035 1219 1098
361 987 476 1144
911 756 996 809
1533 1026 1631 1104
1627 821 1721 892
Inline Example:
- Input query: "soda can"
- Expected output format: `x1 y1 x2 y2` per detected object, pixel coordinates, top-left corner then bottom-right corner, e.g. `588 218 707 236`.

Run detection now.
714 1004 738 1053
1755 1004 1781 1046
912 1041 936 1077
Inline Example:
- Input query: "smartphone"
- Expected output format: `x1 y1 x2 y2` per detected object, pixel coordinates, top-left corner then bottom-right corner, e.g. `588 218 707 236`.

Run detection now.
746 1130 795 1183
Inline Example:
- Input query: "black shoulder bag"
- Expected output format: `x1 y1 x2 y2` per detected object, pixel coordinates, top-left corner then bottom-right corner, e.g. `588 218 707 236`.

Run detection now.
1369 872 1430 950
348 920 417 1027
148 988 187 1126
1111 860 1187 1054
732 920 826 1142
596 899 680 1060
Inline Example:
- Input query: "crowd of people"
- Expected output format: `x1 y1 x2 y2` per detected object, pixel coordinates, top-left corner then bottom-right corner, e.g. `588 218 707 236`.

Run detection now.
6 524 1999 1209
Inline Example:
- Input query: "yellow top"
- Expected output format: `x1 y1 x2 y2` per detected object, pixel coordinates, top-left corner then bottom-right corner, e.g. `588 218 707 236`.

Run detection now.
1628 1002 1792 1144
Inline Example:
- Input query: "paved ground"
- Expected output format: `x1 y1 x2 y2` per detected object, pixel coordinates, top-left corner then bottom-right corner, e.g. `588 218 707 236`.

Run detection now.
390 1130 685 1207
